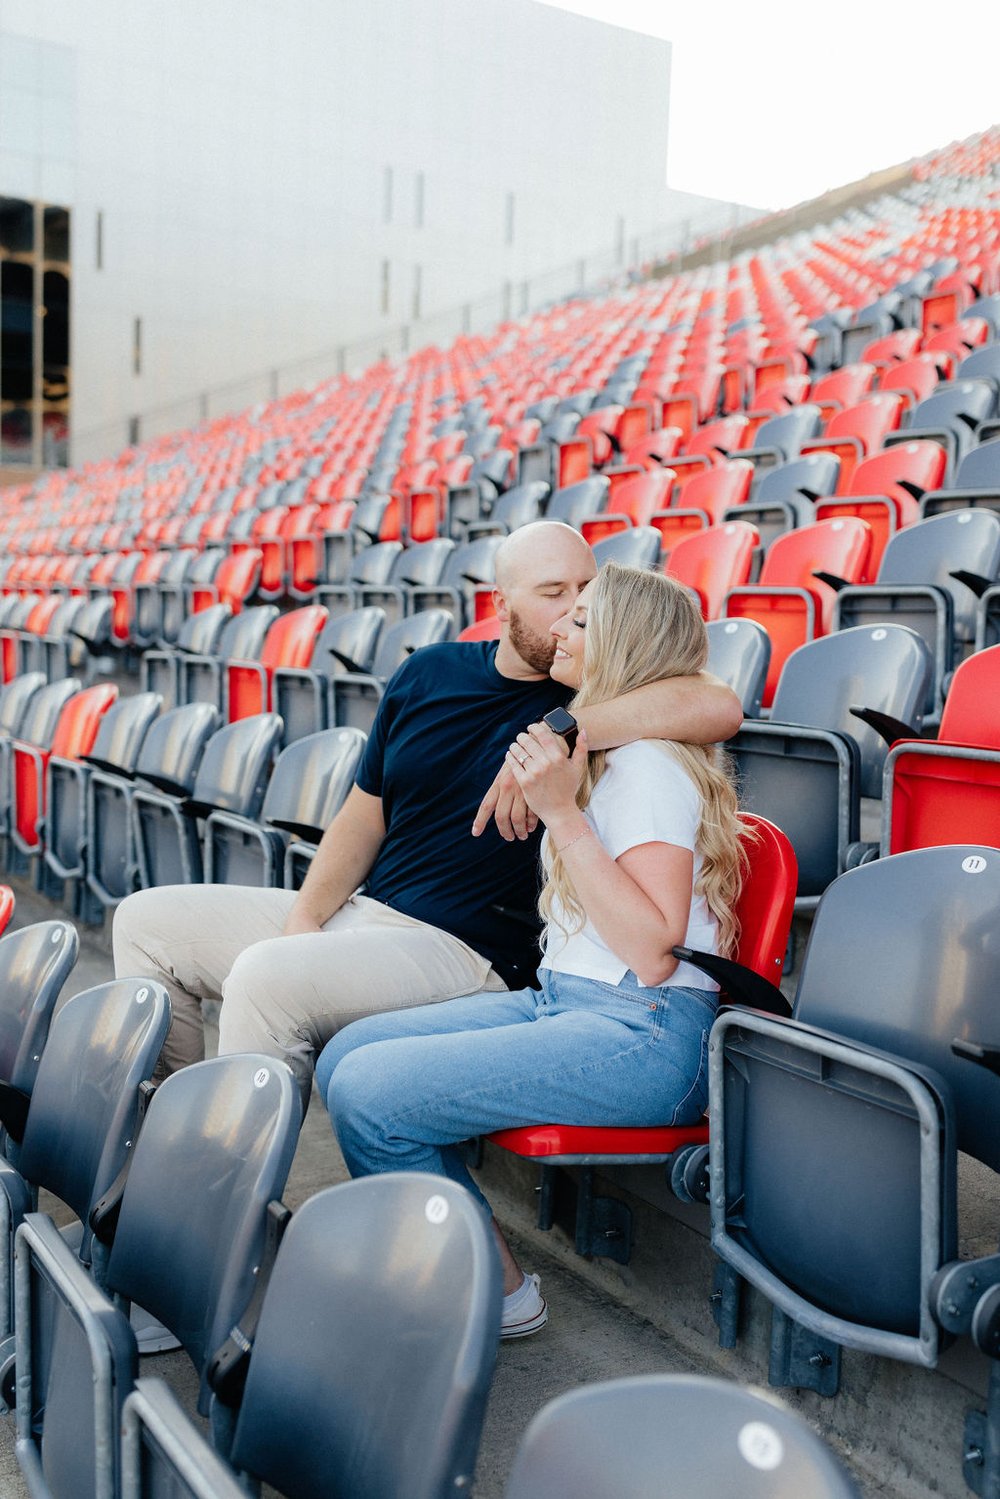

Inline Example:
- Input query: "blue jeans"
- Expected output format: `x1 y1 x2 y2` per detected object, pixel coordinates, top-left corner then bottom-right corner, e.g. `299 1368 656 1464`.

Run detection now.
317 969 715 1212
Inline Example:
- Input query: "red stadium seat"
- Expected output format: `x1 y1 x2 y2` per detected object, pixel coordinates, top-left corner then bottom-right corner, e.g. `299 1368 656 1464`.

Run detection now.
227 606 328 720
665 521 760 620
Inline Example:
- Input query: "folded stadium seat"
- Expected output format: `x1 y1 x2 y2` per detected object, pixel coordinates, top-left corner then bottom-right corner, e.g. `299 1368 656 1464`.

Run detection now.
286 499 354 601
464 481 551 541
9 683 118 869
407 537 503 631
272 607 384 747
0 679 81 858
503 1375 861 1499
122 550 172 646
619 426 684 469
0 917 79 1171
729 624 933 906
840 298 902 366
355 538 455 625
703 845 1000 1493
832 507 1000 715
705 618 771 716
578 470 674 546
732 453 842 553
920 436 1000 523
132 548 197 648
146 548 199 647
544 476 610 532
11 1052 300 1498
744 374 812 419
118 1174 499 1499
815 440 948 575
738 404 824 478
965 293 1000 340
446 449 516 540
876 352 951 410
485 815 796 1263
330 611 453 734
226 607 327 722
800 391 906 494
251 505 325 602
316 538 404 618
859 327 923 368
43 692 161 914
204 727 368 886
0 888 11 937
104 552 144 644
922 316 991 366
188 548 263 615
614 401 657 453
516 413 581 488
809 362 878 417
649 460 755 556
723 518 873 707
0 597 41 684
132 712 282 887
176 605 277 712
683 414 750 464
887 378 997 481
141 604 232 709
957 342 1000 398
590 528 661 571
666 521 760 623
0 595 61 683
0 976 169 1347
879 644 1000 856
86 702 220 911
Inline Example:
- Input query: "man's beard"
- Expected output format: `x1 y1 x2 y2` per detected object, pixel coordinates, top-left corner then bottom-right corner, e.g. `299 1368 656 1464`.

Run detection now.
508 609 557 674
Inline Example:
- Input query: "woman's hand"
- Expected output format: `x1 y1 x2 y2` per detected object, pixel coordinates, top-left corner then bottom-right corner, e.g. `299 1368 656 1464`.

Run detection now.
505 721 588 826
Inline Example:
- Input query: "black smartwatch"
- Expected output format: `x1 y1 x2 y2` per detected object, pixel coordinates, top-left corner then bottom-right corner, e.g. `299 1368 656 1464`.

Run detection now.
543 707 579 755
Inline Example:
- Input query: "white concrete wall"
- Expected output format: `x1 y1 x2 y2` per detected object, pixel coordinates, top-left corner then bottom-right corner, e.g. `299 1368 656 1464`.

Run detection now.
0 0 752 464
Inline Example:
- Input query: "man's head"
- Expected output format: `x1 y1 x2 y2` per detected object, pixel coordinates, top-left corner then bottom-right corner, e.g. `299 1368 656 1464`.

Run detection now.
492 522 597 678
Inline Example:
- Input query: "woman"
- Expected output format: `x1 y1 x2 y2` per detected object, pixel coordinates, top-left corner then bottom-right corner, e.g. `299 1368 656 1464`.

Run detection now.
316 563 745 1338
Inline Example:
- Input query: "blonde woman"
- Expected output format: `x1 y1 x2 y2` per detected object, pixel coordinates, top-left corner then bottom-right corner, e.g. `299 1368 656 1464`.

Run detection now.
317 564 745 1338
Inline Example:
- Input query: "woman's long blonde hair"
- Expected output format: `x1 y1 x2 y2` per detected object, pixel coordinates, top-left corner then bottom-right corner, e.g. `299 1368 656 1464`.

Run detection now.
539 563 745 956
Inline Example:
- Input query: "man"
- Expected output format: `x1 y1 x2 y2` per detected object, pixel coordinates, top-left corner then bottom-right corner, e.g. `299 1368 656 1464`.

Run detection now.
113 522 741 1109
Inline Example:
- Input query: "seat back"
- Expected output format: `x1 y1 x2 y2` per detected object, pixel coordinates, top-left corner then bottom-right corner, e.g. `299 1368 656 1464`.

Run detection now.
15 679 81 749
705 618 770 718
953 435 1000 489
848 440 947 506
759 518 871 595
0 887 12 937
752 404 823 460
135 702 220 795
371 610 452 679
734 815 797 985
106 1053 300 1411
771 625 934 796
312 606 384 674
876 508 1000 640
795 846 1000 1170
229 1176 500 1499
0 672 46 736
262 728 367 838
546 477 609 529
216 605 279 663
175 603 232 656
505 1374 861 1499
18 979 170 1244
82 693 161 776
668 522 758 621
0 920 79 1093
755 452 841 506
489 481 549 533
676 459 754 522
190 714 282 818
591 527 661 570
937 643 1000 745
49 682 118 761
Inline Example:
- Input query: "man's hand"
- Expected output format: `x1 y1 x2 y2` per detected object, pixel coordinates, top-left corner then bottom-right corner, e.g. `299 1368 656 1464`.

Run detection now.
471 763 539 842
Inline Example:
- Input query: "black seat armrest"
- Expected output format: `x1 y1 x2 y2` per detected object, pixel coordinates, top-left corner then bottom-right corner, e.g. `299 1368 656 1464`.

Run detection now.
671 946 791 1016
950 568 994 599
327 648 366 673
811 570 849 591
951 1038 1000 1077
849 706 918 746
89 1081 157 1246
0 1081 31 1144
208 1199 292 1404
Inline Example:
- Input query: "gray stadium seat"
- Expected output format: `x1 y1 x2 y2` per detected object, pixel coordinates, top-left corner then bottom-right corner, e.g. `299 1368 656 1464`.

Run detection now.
739 405 824 475
330 609 453 734
357 538 455 624
465 481 551 540
591 526 661 570
733 452 841 550
316 537 404 618
706 619 771 718
407 535 504 628
141 603 231 709
545 477 609 530
176 606 278 712
273 606 385 746
729 624 933 906
504 1374 861 1498
204 727 366 887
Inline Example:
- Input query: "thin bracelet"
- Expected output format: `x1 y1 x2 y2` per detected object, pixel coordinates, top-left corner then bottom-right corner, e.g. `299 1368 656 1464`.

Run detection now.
554 825 591 854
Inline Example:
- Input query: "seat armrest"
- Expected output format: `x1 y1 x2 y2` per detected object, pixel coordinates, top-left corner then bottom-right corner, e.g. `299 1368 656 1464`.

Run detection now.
849 706 918 746
671 946 791 1016
0 1080 31 1143
951 1038 1000 1077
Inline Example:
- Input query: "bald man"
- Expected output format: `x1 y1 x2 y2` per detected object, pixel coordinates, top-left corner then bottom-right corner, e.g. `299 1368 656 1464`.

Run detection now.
113 523 741 1106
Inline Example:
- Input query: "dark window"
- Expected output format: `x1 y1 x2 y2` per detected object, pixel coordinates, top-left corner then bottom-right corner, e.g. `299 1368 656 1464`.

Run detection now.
0 198 34 255
1 260 35 403
0 407 33 465
43 270 70 401
43 206 70 262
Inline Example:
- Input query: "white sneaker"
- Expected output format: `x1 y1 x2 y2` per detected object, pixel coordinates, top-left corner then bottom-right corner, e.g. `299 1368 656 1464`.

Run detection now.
130 1302 181 1355
500 1273 548 1340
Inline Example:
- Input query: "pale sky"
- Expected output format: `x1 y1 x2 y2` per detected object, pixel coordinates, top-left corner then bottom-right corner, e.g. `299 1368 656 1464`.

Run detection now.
541 0 1000 212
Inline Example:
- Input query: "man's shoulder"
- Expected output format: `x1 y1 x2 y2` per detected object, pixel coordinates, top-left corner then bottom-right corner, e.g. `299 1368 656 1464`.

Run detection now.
391 639 492 684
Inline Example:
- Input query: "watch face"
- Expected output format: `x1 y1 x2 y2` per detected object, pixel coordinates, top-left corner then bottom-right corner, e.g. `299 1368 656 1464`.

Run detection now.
543 707 577 736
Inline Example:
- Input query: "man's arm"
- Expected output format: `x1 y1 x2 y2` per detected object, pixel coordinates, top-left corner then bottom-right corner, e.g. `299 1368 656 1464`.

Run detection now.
576 671 742 751
283 786 386 935
473 672 742 840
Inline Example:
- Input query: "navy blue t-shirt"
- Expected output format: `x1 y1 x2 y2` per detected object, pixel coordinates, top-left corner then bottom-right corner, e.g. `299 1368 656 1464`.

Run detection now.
356 641 571 988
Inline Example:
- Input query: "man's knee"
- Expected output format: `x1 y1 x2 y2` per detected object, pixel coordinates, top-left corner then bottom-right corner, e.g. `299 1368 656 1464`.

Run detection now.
222 937 288 1011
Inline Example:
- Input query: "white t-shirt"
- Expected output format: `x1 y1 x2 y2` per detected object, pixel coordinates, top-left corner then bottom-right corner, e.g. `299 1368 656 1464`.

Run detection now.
539 739 720 991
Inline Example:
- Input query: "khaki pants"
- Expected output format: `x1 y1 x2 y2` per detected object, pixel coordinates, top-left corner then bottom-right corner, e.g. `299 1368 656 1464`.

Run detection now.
112 885 507 1108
